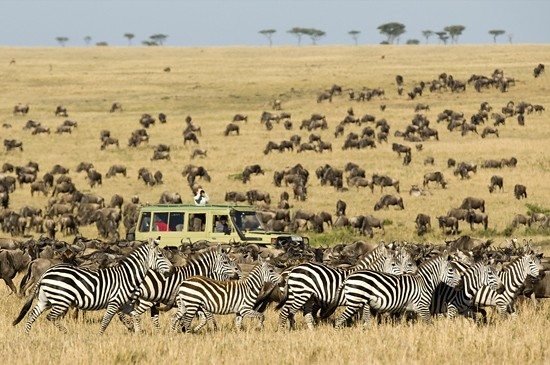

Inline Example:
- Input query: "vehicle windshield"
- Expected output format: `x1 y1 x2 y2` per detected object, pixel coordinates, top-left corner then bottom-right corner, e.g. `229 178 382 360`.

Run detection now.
231 211 265 233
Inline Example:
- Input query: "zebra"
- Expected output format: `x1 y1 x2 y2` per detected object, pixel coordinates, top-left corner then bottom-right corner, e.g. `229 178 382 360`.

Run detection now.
126 246 242 332
171 259 282 333
278 244 416 330
430 258 473 315
335 254 461 328
440 262 503 318
13 238 173 334
472 253 543 320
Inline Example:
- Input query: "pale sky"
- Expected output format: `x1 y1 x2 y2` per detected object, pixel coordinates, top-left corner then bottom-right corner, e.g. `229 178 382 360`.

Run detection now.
0 0 548 46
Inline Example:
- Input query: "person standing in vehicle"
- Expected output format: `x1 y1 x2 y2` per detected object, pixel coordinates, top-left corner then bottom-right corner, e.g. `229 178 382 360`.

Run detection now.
194 188 209 206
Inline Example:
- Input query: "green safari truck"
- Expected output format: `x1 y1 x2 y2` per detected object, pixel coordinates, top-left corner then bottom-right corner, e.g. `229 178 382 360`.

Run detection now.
129 204 307 247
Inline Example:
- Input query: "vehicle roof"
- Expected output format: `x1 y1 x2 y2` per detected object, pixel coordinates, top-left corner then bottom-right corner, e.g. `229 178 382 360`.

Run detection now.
138 204 256 212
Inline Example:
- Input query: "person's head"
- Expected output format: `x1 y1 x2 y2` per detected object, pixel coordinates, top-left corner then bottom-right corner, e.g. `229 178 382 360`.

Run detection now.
220 216 227 223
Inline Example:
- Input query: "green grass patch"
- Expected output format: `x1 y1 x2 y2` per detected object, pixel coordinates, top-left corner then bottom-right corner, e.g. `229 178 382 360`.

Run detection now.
307 227 363 247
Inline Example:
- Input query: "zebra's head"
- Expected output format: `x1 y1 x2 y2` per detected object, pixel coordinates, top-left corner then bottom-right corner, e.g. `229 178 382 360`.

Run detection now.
147 237 174 277
397 248 418 274
485 264 504 293
256 258 283 285
471 262 503 293
524 253 544 278
213 245 242 280
439 254 462 288
381 253 402 275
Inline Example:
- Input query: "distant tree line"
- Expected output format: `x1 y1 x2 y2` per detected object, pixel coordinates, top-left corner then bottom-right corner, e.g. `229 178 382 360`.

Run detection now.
54 24 516 47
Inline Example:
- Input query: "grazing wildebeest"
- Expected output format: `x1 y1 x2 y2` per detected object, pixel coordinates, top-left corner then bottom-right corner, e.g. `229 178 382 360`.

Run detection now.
533 63 545 78
151 150 170 161
437 216 459 235
224 123 240 136
13 104 29 115
336 199 347 216
233 114 248 122
372 174 400 193
159 191 182 204
481 127 499 138
110 102 123 112
76 162 94 173
4 139 23 151
158 113 167 124
415 213 431 235
374 195 404 211
466 210 488 230
56 125 72 134
139 113 156 128
488 175 504 193
514 184 527 199
246 189 271 205
106 165 127 178
87 169 103 188
54 105 68 117
460 197 485 212
391 143 411 157
31 126 50 135
100 137 119 150
138 168 156 186
512 214 531 228
30 181 48 196
225 191 247 203
183 132 199 144
191 148 207 159
423 172 447 189
317 91 333 103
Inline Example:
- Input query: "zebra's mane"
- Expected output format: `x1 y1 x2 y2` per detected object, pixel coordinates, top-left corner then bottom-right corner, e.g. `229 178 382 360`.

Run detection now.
186 247 219 264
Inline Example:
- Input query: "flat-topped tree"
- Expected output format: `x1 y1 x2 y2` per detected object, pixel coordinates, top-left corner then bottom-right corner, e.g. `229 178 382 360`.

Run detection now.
55 36 69 47
304 28 326 45
124 33 135 46
348 30 361 46
150 34 168 45
287 27 306 46
422 30 434 44
489 29 505 43
444 25 465 44
259 29 276 47
84 36 92 46
435 31 449 45
377 22 406 44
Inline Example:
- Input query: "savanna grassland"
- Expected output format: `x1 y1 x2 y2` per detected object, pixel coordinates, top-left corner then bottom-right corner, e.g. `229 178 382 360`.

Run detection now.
0 45 550 364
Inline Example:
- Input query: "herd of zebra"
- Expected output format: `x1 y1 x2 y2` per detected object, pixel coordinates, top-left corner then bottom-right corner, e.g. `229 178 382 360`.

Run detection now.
11 238 544 334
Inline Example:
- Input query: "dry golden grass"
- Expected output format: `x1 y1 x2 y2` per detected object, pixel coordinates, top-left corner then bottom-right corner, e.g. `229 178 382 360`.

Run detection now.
1 45 549 244
1 45 550 364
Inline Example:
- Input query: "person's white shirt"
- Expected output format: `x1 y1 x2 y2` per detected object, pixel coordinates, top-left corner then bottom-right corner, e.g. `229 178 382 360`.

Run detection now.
194 190 209 206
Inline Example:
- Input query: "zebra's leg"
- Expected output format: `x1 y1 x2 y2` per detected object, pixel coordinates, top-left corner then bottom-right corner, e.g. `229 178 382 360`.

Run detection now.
46 305 69 333
193 311 208 333
98 303 120 335
150 305 162 331
24 298 49 334
361 305 373 329
237 309 265 330
279 293 311 330
303 299 316 330
416 305 432 324
118 312 135 332
181 306 199 333
335 303 361 329
170 300 186 332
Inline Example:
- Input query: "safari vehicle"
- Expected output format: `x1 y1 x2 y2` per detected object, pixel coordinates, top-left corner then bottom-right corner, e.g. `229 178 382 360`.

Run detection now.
129 204 308 247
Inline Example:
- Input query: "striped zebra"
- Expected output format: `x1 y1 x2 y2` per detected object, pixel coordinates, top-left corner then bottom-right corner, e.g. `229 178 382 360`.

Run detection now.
13 238 173 334
335 254 460 328
445 262 502 318
126 246 241 332
278 244 416 330
171 259 282 333
472 253 543 319
430 259 473 315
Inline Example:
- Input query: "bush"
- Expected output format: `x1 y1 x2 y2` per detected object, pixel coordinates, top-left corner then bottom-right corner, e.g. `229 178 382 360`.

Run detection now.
308 227 362 247
526 203 550 216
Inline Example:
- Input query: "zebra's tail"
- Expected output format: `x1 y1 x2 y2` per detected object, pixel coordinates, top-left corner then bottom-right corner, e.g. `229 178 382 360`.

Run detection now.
18 261 34 294
12 287 38 326
274 283 289 310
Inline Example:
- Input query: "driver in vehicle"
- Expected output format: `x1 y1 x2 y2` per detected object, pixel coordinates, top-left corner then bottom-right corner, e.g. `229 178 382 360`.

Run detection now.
215 216 231 234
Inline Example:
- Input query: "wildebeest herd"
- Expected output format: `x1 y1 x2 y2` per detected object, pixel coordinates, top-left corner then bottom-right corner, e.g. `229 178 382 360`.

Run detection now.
0 59 549 334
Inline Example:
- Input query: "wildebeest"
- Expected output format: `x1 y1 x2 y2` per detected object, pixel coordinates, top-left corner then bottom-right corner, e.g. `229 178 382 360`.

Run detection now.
533 63 545 78
54 105 68 117
101 137 119 150
488 175 504 193
183 132 199 144
246 189 271 205
30 181 48 196
392 143 411 157
233 114 248 122
4 139 23 152
415 213 431 235
138 168 156 186
191 148 207 159
158 113 167 123
76 162 94 173
423 172 446 189
511 214 531 228
151 150 170 161
0 249 31 296
336 199 347 216
110 102 123 112
481 127 499 138
13 104 30 115
159 191 182 204
372 174 400 193
514 184 527 199
87 169 103 188
106 165 127 178
460 197 485 212
224 123 240 136
139 113 156 128
225 191 247 203
374 195 404 211
466 210 488 230
437 216 459 235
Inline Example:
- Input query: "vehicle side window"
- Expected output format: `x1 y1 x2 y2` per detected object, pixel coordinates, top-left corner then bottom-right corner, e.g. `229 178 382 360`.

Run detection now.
187 213 206 232
152 212 169 231
213 215 232 234
139 212 151 232
169 212 184 231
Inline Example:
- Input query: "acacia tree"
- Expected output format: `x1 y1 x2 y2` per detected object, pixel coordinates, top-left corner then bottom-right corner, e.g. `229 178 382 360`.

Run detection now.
124 33 135 45
422 30 434 44
377 22 406 44
55 36 69 47
435 31 449 45
348 30 361 46
406 39 420 45
489 29 505 43
287 27 306 46
83 36 92 46
444 25 466 43
259 29 276 47
149 34 168 45
305 28 326 45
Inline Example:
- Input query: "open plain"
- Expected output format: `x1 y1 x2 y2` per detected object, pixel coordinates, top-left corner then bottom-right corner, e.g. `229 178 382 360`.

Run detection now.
0 45 549 364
